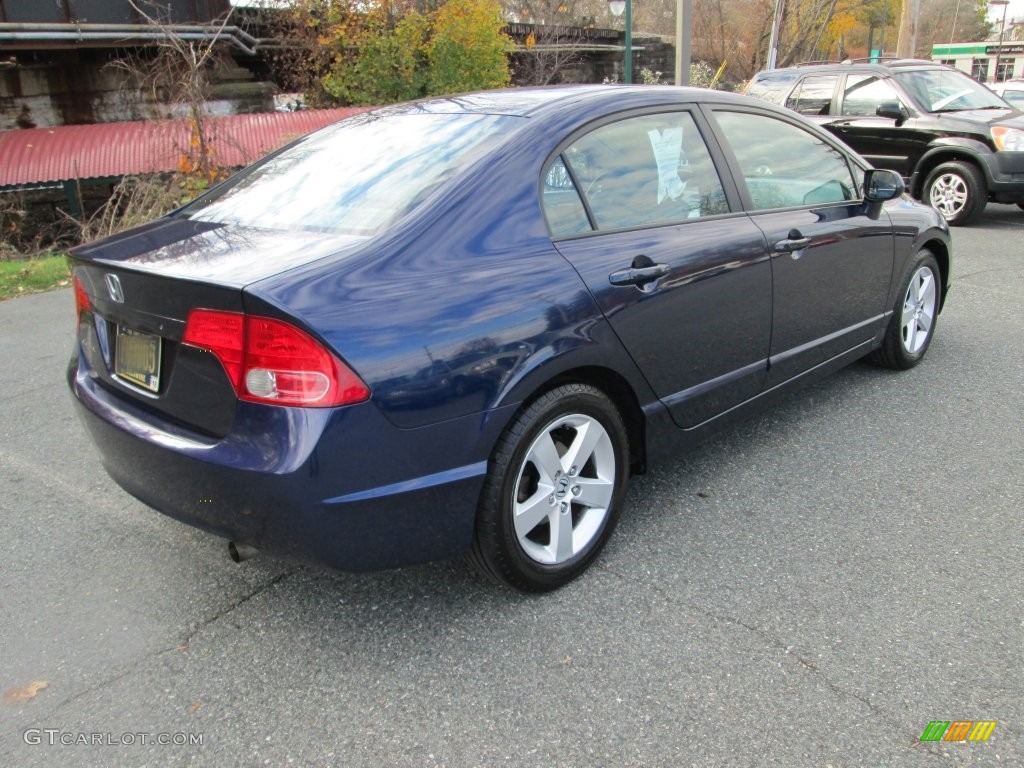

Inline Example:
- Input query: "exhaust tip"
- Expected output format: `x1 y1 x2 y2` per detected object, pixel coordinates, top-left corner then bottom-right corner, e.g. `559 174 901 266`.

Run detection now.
228 541 259 563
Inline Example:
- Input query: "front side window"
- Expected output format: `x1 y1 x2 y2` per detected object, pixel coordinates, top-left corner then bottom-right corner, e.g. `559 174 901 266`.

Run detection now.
1001 89 1024 109
553 112 729 232
181 112 519 236
841 75 905 117
713 110 858 211
785 75 839 115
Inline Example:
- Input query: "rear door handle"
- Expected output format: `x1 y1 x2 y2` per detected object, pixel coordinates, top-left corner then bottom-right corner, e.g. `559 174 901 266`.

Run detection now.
774 236 811 253
608 263 670 286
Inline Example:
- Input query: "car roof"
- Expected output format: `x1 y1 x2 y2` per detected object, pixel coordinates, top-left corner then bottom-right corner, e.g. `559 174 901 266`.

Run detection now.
753 58 953 78
368 85 764 119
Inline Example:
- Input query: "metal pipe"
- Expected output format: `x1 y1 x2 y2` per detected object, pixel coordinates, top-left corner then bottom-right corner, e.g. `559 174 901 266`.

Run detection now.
0 30 257 56
228 542 259 563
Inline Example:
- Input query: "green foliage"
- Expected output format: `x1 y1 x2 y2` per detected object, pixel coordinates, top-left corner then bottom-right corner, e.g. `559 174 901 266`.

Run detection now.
688 61 718 89
638 63 719 89
322 10 430 106
639 68 663 85
317 0 511 105
0 254 69 300
427 0 512 96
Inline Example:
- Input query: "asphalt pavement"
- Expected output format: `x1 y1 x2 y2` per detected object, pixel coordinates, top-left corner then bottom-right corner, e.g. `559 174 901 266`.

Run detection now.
1 205 1021 767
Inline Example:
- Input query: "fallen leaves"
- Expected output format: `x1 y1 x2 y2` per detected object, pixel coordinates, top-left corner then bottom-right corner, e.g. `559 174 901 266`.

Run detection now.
3 680 48 703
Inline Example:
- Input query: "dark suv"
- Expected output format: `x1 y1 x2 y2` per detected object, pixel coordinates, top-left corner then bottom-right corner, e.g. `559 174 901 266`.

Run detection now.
745 59 1024 224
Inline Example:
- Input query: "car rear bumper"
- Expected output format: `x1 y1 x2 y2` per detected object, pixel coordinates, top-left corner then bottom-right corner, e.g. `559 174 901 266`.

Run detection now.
69 356 512 572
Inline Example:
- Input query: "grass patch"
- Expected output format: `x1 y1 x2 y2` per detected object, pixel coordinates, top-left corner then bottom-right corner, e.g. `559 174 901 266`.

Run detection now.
0 254 70 301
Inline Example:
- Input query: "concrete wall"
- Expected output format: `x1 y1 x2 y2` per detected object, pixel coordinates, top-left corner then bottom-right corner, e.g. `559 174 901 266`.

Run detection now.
1 50 275 130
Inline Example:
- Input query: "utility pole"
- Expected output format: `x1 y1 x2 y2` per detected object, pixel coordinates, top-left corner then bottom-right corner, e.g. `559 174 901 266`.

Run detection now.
896 0 921 58
767 0 785 69
675 0 692 85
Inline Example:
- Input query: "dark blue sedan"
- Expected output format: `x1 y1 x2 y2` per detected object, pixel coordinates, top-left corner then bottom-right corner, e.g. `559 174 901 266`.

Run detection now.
68 86 951 591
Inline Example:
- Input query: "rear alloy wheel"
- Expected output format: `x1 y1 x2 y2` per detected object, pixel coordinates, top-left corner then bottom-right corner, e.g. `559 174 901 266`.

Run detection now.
923 161 986 225
869 249 941 370
470 383 629 592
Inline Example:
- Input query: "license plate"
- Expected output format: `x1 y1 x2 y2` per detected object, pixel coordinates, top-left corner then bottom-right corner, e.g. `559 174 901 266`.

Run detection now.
114 326 161 393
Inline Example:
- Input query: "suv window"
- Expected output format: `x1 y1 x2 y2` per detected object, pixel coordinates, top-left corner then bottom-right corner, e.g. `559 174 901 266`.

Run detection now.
892 68 1006 112
785 75 839 115
841 75 904 116
745 70 801 105
556 112 729 231
713 110 858 210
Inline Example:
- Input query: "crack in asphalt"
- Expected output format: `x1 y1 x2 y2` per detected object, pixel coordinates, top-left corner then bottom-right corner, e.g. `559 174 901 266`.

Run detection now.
14 569 294 722
177 569 294 649
596 562 882 718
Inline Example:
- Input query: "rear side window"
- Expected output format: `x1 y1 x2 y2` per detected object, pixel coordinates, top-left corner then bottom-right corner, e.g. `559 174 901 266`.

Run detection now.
713 110 858 210
542 158 591 237
841 75 904 116
550 111 729 232
785 75 839 115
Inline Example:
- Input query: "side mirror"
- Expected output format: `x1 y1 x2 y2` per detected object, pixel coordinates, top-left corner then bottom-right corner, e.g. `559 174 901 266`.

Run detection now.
863 168 906 219
876 101 909 124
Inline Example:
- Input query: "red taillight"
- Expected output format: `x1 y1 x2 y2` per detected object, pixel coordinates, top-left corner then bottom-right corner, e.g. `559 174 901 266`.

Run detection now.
73 275 91 318
182 309 369 407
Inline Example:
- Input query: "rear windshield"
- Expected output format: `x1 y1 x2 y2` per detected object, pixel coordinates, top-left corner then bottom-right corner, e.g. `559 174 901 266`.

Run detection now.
180 111 519 236
893 69 1009 112
744 71 801 105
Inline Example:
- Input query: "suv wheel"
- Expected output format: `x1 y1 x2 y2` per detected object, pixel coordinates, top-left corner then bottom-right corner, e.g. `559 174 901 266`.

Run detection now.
923 161 986 225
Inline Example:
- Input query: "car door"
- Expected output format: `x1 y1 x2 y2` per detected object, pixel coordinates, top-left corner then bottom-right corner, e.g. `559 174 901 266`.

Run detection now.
705 106 895 388
544 109 772 430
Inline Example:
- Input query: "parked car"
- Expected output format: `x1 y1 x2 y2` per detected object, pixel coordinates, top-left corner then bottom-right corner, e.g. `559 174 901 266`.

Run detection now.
68 86 951 592
989 78 1024 110
745 59 1024 224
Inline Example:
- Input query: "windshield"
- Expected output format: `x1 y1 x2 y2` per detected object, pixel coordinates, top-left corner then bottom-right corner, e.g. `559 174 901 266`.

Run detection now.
893 69 1010 113
181 111 519 236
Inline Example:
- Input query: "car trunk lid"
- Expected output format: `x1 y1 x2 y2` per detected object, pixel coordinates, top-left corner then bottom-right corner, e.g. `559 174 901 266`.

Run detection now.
70 217 365 437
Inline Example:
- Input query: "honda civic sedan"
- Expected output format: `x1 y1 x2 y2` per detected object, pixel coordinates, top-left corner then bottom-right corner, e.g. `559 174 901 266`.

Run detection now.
68 85 951 592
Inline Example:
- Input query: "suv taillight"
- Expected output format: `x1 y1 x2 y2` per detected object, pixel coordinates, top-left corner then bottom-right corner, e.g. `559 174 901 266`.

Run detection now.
182 309 370 407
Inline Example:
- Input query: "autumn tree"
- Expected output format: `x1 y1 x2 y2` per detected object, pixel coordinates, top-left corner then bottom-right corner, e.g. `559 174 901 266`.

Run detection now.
428 0 513 94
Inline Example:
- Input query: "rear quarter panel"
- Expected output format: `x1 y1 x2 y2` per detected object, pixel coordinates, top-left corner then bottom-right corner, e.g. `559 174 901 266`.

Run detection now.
246 112 659 434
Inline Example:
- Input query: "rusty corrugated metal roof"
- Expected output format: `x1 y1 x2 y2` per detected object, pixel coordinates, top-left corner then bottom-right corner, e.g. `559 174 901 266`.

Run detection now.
0 108 365 187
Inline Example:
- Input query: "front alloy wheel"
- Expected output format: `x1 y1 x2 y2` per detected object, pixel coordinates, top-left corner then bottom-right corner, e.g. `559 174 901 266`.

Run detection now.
869 249 942 370
900 265 937 356
471 383 629 592
923 161 986 225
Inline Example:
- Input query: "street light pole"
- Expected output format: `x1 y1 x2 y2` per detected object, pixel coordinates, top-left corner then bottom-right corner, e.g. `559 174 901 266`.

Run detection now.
990 0 1010 83
609 0 632 84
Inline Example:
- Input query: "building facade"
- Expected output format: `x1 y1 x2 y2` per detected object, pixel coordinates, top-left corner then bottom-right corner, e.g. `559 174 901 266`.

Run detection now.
932 39 1024 83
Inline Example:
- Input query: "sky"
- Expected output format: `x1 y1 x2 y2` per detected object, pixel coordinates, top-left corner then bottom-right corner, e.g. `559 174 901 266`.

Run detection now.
988 1 1024 24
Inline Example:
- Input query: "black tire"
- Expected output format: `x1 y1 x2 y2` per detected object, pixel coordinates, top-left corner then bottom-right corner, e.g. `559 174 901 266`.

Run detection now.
922 161 987 226
869 249 942 370
470 383 629 592
1017 202 1024 212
